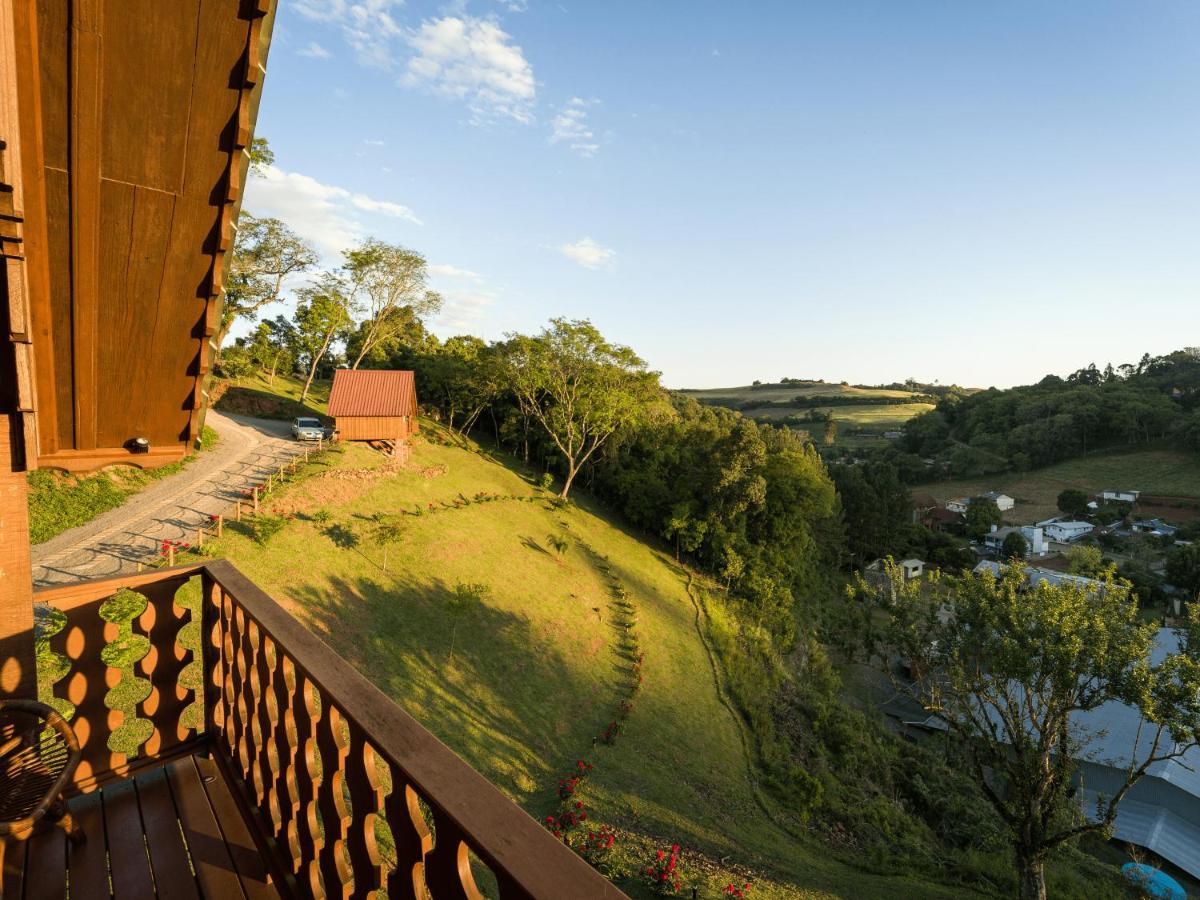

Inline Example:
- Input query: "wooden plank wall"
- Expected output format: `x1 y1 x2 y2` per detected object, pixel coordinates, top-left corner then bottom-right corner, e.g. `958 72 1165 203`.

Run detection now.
335 416 414 443
20 0 276 473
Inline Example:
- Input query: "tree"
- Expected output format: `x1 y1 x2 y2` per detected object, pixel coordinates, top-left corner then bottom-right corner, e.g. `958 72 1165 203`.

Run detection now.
341 239 442 369
371 514 406 572
1167 543 1200 597
665 502 707 561
504 319 660 498
1064 544 1105 577
248 136 274 172
293 275 353 404
218 214 317 363
857 562 1200 900
1056 489 1091 518
1000 530 1027 559
822 418 838 447
965 497 1003 540
446 582 488 663
243 317 296 385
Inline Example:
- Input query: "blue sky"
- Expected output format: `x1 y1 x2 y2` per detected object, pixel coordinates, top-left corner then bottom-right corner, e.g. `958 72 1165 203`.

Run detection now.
245 0 1200 388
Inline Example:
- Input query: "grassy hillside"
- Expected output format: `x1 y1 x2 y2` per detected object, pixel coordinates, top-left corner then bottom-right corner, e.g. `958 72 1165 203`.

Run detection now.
924 445 1200 524
186 428 989 899
681 383 916 403
211 372 332 420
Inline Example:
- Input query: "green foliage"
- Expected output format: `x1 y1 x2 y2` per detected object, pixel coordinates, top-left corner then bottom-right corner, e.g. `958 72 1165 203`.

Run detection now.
1000 530 1028 559
1065 545 1105 577
856 561 1200 898
538 472 555 492
311 507 333 527
964 497 1003 540
249 513 288 545
546 532 569 555
1167 542 1200 595
1056 488 1091 517
831 462 913 563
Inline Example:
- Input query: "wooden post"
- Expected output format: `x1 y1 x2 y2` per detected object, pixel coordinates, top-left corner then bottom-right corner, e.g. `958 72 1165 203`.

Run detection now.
0 419 36 699
304 448 309 464
235 500 241 521
253 486 259 513
216 514 223 537
168 544 176 567
197 527 204 549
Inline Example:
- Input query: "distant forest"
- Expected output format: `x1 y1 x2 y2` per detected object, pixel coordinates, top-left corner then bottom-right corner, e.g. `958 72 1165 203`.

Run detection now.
895 350 1200 479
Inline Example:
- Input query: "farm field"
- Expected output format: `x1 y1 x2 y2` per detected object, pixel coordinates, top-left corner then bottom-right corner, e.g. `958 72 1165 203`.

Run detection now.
680 382 916 403
924 446 1200 524
182 425 982 900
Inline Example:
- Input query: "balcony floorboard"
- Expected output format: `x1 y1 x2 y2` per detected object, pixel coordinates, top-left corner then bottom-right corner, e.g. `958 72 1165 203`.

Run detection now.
5 748 282 899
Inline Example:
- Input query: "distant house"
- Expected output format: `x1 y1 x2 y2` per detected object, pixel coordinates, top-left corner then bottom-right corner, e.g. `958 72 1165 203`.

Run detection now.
973 560 1100 592
1132 518 1178 539
984 525 1048 557
1044 521 1094 543
326 369 420 444
922 506 965 533
981 491 1016 511
946 497 971 514
1100 489 1141 504
864 557 926 586
883 430 904 440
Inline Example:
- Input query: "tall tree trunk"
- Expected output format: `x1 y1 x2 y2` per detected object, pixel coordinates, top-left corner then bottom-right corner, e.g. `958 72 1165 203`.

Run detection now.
559 462 579 499
1017 855 1046 900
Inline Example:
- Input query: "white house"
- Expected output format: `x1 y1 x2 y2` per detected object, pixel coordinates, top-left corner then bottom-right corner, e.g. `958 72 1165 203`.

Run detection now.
946 497 971 514
984 525 1048 557
899 559 925 581
1045 521 1094 543
1101 489 1141 504
981 491 1016 511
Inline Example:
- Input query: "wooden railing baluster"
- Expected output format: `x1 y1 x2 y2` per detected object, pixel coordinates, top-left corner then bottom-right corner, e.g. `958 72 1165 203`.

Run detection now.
383 778 431 900
315 701 353 897
271 649 300 860
135 579 194 757
293 672 324 894
344 723 385 898
423 815 483 900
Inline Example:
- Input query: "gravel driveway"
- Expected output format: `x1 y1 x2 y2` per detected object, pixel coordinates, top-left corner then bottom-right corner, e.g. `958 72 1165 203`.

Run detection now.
31 411 308 586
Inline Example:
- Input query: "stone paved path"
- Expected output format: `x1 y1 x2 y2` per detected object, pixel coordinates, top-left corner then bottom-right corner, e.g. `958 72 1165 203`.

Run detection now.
31 411 309 586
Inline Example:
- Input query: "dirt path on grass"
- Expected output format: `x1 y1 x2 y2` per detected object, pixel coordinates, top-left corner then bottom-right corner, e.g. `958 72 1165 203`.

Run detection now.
31 412 307 586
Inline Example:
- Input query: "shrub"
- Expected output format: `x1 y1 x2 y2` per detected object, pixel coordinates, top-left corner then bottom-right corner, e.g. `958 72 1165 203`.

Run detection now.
539 472 555 492
250 514 287 545
642 844 683 895
311 508 333 527
547 533 569 555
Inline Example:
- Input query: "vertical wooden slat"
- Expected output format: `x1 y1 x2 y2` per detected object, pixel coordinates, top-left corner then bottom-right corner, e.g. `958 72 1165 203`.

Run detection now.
68 0 103 450
52 597 122 785
136 577 195 758
383 779 432 900
251 626 276 821
315 701 351 897
136 766 201 900
102 777 155 897
65 789 110 900
422 815 481 900
344 724 384 898
201 572 224 737
269 643 298 857
293 672 322 894
227 605 251 776
0 416 35 698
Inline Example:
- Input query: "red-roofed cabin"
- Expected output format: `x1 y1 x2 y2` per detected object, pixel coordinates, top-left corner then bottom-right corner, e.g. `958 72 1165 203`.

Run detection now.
326 369 419 443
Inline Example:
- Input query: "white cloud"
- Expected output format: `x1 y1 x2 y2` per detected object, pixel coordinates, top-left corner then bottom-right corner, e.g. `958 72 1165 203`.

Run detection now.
429 263 483 281
558 237 614 270
242 164 421 260
435 288 497 331
401 16 536 124
295 0 405 69
495 0 529 11
298 41 332 59
362 138 386 146
550 97 599 157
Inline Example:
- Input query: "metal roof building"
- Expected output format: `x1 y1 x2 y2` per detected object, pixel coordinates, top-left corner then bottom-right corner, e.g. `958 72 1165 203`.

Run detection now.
326 369 419 443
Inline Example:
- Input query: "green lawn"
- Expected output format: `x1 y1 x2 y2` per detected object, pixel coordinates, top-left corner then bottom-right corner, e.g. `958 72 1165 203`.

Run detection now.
924 445 1200 524
212 372 332 420
176 428 982 899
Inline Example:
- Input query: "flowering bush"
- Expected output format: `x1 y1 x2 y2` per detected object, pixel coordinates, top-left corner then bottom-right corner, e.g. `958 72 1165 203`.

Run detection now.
578 826 617 870
725 883 752 898
642 844 683 895
543 802 588 843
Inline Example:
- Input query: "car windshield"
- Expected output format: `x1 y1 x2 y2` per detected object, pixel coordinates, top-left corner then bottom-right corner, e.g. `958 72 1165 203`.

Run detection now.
297 418 322 428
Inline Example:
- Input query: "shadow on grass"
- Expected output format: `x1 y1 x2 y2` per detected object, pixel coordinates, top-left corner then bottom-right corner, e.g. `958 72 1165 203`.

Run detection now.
291 573 609 814
215 385 329 424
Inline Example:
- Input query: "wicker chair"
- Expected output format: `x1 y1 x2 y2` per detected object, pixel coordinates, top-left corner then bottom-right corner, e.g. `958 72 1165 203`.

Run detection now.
0 699 82 844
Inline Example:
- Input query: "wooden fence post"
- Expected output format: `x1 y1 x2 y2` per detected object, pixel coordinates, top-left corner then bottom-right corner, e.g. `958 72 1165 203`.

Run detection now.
253 487 259 513
168 544 176 566
216 514 223 537
197 528 204 549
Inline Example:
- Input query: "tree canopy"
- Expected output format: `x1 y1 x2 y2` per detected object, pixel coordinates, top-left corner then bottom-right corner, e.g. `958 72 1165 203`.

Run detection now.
856 561 1200 900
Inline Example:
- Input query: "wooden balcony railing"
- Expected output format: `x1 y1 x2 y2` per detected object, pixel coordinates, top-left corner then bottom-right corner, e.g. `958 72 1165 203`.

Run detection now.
34 560 622 899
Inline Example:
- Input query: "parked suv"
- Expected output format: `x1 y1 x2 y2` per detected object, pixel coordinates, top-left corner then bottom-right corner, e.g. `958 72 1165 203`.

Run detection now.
291 417 326 442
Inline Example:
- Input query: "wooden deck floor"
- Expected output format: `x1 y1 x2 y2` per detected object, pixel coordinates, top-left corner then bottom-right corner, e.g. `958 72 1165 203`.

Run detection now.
1 752 281 899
